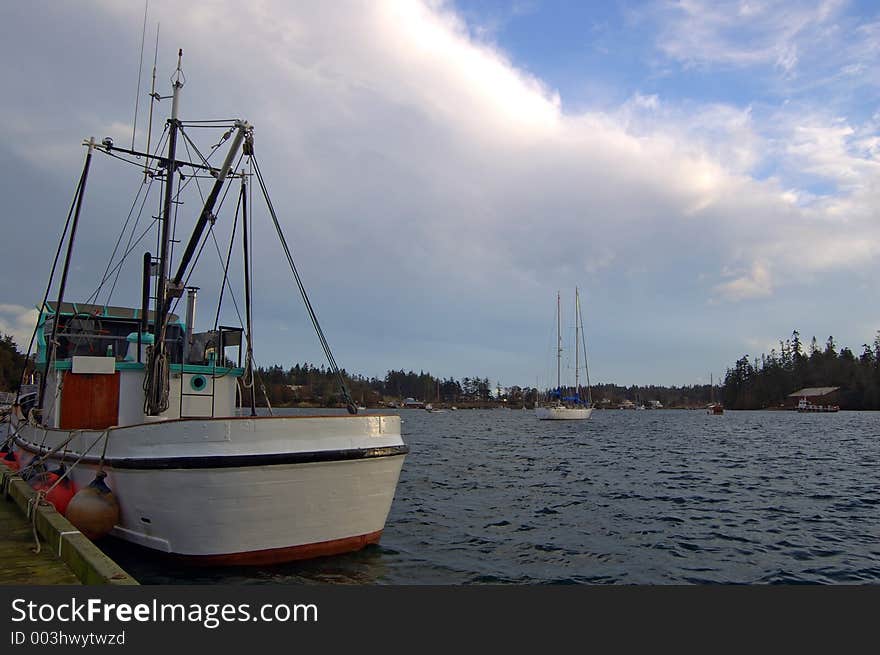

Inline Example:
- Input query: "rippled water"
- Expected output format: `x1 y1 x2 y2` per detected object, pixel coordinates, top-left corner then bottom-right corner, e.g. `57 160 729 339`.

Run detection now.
102 408 880 584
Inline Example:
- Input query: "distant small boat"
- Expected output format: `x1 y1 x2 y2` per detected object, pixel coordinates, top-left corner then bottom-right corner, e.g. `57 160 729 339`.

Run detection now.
707 373 724 415
796 397 839 413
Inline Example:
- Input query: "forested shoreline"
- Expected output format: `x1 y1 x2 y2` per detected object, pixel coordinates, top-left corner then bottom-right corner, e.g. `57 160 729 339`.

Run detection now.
722 331 880 410
3 330 879 410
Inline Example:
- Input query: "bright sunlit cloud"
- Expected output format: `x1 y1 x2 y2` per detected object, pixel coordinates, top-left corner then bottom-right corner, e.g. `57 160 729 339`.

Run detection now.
0 0 877 385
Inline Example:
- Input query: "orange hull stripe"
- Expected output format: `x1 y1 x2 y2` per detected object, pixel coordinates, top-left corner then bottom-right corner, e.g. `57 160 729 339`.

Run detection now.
167 530 384 566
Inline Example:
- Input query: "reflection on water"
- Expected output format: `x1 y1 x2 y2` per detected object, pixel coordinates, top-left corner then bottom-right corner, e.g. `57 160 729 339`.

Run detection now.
101 408 880 584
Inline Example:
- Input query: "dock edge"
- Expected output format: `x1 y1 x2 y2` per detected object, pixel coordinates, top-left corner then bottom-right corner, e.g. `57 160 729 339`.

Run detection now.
1 468 138 585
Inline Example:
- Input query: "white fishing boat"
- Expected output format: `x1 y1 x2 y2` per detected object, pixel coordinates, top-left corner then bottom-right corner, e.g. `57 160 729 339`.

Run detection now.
3 51 407 565
535 288 594 420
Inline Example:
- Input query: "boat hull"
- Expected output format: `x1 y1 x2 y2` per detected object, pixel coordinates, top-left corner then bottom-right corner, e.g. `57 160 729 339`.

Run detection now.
11 415 407 562
535 406 593 420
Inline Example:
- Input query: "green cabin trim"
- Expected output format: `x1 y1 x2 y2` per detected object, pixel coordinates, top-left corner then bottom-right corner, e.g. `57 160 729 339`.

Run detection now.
38 360 243 377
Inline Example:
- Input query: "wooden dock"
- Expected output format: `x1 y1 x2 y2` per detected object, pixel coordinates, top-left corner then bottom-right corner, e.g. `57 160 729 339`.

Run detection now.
1 464 138 585
0 492 81 584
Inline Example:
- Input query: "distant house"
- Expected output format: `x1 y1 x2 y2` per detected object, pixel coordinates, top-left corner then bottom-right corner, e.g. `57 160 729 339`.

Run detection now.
786 387 840 409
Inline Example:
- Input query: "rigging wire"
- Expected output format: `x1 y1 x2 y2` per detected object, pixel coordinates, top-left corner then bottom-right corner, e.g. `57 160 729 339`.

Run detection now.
251 155 357 414
211 182 242 333
88 125 169 304
90 123 232 306
86 219 159 306
166 155 246 329
97 168 156 304
578 290 592 406
14 161 86 399
179 126 223 170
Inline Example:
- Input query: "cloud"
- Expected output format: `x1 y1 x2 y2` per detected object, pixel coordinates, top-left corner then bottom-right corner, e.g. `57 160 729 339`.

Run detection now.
649 0 845 75
0 0 878 385
0 304 39 350
714 262 773 301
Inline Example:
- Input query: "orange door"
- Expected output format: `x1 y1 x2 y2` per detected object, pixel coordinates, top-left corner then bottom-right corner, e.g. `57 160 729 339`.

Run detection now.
60 372 120 430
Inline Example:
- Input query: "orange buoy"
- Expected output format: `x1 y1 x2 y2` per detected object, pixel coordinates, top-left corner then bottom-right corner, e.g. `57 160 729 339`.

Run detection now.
32 466 76 516
65 471 120 540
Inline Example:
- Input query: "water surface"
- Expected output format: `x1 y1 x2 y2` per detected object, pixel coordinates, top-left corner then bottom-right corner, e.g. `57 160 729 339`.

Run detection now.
101 408 880 584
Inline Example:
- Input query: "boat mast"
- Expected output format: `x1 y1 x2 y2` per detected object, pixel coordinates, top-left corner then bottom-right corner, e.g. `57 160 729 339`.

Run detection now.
556 291 561 401
575 287 580 402
155 49 183 335
148 50 252 413
38 138 97 410
145 49 184 416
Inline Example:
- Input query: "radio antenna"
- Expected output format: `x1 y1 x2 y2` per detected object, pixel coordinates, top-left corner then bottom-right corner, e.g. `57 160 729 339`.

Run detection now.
131 0 149 150
143 21 160 181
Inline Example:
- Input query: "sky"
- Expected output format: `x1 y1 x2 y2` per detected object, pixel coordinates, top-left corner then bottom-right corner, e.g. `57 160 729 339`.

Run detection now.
0 0 878 390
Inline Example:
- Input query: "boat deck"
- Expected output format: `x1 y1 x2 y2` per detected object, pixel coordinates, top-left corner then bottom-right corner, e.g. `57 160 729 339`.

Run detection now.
0 493 81 585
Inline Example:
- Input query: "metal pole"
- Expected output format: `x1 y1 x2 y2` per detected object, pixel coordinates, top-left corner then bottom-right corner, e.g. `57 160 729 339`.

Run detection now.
241 175 257 416
146 48 182 416
183 287 198 364
39 137 96 411
139 251 151 363
575 287 579 401
154 50 183 342
556 291 561 400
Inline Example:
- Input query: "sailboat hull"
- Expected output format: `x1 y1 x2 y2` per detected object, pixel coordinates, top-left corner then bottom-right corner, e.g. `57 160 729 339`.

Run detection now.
535 406 593 420
11 414 407 563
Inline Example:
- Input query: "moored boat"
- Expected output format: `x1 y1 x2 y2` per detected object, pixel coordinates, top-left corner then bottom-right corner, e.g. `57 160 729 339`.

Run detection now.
4 51 408 564
796 397 839 413
707 373 724 415
536 288 594 421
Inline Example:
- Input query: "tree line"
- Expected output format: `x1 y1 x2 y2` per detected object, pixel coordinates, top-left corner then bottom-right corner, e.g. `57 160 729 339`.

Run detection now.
0 333 719 408
0 334 27 392
722 330 880 410
253 364 522 407
6 329 880 410
249 365 721 408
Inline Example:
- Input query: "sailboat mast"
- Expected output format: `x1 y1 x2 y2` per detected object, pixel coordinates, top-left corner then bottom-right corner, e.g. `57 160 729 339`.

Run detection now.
556 291 562 396
575 287 580 398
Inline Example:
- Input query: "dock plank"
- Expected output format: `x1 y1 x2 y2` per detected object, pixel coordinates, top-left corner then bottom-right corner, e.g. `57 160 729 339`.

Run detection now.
0 495 81 585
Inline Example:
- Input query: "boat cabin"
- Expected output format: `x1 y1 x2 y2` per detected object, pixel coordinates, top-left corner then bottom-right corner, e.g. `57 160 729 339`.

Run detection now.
34 301 245 428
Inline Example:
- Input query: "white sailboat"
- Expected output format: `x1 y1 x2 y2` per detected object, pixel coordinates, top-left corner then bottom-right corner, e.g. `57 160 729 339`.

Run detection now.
535 288 594 420
2 51 407 565
707 373 724 415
